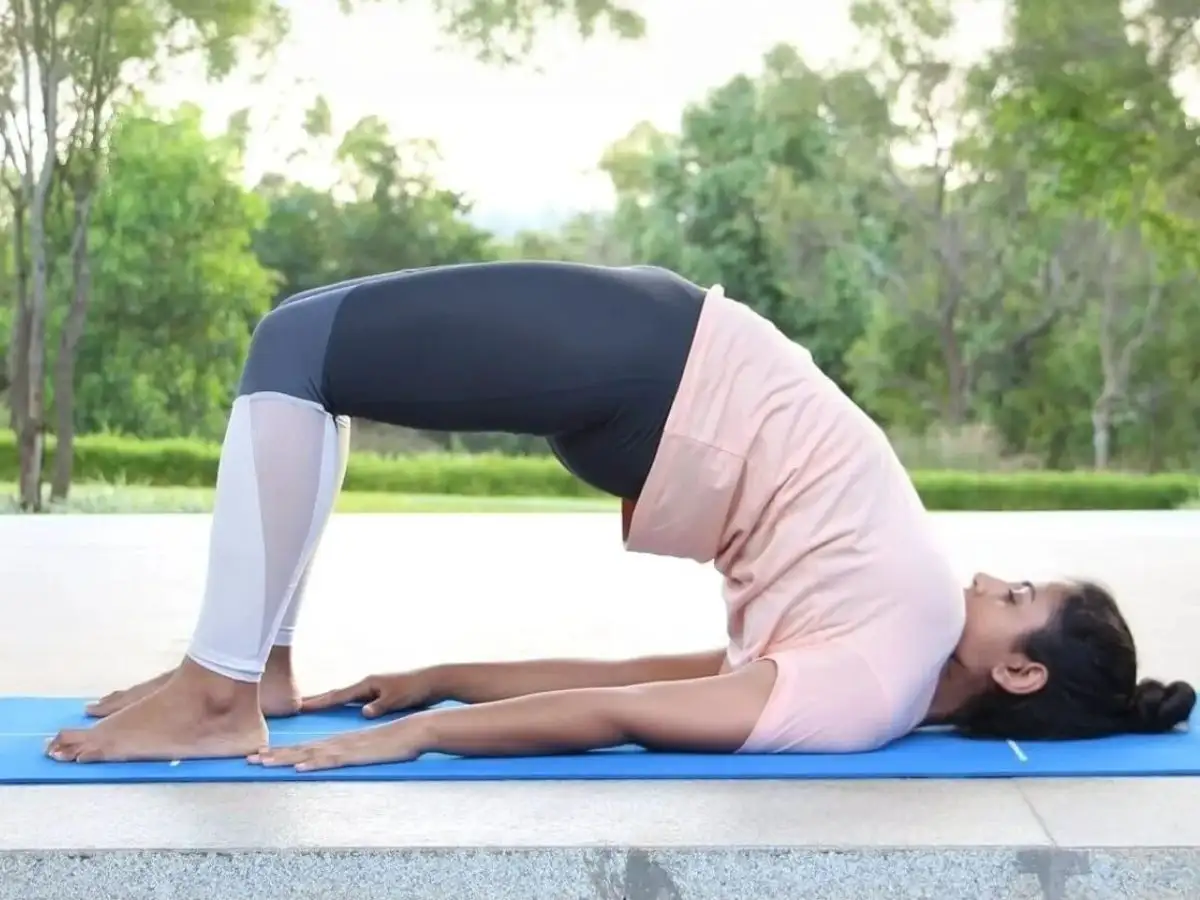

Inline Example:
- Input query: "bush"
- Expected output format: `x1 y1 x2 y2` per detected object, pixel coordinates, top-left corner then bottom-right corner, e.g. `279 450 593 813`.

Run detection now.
0 432 597 497
912 470 1200 511
0 432 1195 510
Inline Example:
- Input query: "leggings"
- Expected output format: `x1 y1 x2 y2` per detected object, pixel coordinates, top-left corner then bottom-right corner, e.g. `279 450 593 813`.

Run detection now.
187 262 705 681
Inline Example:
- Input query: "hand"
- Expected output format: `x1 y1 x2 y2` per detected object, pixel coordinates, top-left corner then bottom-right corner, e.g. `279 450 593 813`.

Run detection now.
299 669 436 719
248 718 424 772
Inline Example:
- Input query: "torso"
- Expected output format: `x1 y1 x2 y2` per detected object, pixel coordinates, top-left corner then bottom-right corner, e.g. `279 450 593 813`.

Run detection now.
623 285 964 748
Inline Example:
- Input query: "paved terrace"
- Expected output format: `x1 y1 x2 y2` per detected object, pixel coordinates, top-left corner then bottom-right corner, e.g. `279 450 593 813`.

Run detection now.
1 511 1198 899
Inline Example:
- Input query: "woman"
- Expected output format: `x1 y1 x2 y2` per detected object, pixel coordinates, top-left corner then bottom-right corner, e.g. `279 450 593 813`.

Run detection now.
46 262 1194 767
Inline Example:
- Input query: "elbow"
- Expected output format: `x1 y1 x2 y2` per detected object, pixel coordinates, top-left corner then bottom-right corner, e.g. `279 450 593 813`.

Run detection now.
600 685 654 747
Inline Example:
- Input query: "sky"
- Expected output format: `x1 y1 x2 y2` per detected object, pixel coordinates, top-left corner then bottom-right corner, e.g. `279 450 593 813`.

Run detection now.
150 0 1010 227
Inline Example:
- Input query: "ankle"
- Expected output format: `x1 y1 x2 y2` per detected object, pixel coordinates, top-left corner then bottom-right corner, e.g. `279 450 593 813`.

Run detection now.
265 645 295 679
175 657 261 715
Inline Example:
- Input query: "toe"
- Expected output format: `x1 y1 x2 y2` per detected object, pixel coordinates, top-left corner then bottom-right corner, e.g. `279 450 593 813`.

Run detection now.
75 744 109 763
85 692 120 714
47 731 82 762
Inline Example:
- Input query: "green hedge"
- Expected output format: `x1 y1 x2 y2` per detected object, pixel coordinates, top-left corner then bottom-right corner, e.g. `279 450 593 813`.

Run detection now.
911 470 1199 511
0 432 1196 510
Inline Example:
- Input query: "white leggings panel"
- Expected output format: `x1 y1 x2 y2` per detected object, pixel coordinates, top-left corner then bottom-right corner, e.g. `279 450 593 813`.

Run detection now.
186 392 349 682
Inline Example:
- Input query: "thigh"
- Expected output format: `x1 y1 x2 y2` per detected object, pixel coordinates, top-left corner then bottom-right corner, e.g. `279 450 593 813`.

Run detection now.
320 262 703 444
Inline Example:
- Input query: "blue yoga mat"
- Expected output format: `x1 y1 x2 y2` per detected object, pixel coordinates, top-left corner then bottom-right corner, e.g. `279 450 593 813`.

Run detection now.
1 697 1197 784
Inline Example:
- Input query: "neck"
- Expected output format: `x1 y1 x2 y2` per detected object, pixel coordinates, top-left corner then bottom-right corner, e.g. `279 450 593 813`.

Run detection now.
923 655 983 727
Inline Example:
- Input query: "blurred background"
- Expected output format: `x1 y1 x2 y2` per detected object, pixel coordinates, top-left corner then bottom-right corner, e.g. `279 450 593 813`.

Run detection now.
1 0 1197 511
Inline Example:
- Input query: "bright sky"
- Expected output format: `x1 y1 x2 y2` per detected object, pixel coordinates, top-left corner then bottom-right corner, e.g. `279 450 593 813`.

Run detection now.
153 0 1009 221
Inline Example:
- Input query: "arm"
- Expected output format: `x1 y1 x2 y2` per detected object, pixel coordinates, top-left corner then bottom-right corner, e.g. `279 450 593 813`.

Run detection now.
256 660 779 770
429 649 729 704
410 662 775 757
301 648 730 716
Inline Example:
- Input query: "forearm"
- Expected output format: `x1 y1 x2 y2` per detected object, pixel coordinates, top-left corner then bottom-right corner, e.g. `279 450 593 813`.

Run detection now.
408 688 635 757
407 672 762 758
426 649 726 705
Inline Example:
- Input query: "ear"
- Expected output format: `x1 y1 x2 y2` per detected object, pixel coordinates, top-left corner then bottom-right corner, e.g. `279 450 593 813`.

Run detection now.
990 656 1048 696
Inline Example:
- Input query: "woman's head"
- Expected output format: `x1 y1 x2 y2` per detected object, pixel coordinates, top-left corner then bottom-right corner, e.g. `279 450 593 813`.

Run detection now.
949 572 1195 740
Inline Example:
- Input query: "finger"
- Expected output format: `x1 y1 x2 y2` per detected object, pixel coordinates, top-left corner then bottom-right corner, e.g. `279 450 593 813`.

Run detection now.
295 741 369 772
295 746 341 771
362 698 397 718
300 680 375 712
253 746 309 767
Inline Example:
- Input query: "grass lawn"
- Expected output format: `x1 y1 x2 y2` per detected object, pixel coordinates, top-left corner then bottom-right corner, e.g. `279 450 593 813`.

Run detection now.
0 482 617 515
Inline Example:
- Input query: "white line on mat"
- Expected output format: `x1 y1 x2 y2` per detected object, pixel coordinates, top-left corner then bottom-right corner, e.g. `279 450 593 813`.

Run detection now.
1007 740 1028 763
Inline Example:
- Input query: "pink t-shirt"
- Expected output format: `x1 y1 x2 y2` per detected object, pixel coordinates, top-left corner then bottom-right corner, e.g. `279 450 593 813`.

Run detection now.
623 285 965 753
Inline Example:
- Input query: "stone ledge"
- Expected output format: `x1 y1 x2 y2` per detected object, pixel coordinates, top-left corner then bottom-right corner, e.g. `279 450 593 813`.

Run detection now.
4 846 1200 900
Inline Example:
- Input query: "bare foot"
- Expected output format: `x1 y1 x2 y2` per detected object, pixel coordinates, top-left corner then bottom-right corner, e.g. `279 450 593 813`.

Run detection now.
85 670 174 718
256 645 302 717
86 647 302 719
259 673 302 718
48 660 267 763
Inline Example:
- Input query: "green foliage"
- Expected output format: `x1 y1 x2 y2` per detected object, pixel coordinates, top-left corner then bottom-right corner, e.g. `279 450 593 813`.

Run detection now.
70 105 277 440
912 470 1199 511
0 432 600 497
253 116 496 306
599 45 894 386
592 4 1200 471
346 0 645 65
4 0 1200 492
0 431 1193 509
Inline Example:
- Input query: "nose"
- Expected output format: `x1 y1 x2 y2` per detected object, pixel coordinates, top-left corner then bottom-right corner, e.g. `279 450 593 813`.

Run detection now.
971 573 1002 593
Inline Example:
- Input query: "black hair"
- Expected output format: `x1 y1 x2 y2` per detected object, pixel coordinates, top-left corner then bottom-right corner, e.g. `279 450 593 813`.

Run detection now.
956 580 1195 740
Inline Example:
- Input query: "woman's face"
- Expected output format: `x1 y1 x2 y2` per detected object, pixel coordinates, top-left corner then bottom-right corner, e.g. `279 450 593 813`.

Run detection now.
954 572 1070 696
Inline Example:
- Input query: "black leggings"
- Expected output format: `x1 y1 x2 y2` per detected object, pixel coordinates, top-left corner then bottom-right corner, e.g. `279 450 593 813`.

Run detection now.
236 261 705 500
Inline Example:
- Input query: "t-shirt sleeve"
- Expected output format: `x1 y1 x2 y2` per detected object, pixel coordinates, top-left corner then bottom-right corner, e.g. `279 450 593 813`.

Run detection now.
737 642 900 754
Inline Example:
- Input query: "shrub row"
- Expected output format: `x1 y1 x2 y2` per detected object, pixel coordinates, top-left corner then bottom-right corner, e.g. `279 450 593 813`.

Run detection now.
910 470 1199 511
0 432 1196 510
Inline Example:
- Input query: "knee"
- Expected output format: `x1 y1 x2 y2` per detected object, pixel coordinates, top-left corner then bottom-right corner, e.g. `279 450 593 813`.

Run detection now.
245 302 297 362
237 297 329 402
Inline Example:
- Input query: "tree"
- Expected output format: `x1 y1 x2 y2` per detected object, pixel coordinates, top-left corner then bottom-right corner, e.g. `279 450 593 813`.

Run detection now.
253 111 495 303
0 0 68 510
73 105 277 441
975 0 1200 467
599 45 895 385
0 0 288 510
3 0 647 510
841 0 1083 427
352 0 644 65
501 211 629 265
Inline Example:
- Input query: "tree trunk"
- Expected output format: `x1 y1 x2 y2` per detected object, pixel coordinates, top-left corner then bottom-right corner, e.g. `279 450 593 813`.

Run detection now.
1091 399 1113 470
8 202 30 433
19 185 49 511
50 190 93 500
943 342 970 425
938 291 970 425
18 66 61 512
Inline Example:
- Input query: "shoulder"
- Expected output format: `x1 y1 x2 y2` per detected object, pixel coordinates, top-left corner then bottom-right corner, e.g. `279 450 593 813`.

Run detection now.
737 642 909 754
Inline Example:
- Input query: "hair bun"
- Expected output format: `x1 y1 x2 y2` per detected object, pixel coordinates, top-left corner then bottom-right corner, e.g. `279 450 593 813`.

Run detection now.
1131 679 1196 731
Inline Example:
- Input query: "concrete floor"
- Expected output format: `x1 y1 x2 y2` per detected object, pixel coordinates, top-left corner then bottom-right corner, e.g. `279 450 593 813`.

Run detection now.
2 511 1199 899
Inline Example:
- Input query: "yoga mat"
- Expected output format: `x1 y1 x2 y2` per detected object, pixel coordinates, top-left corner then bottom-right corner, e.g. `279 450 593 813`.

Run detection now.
1 697 1197 784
